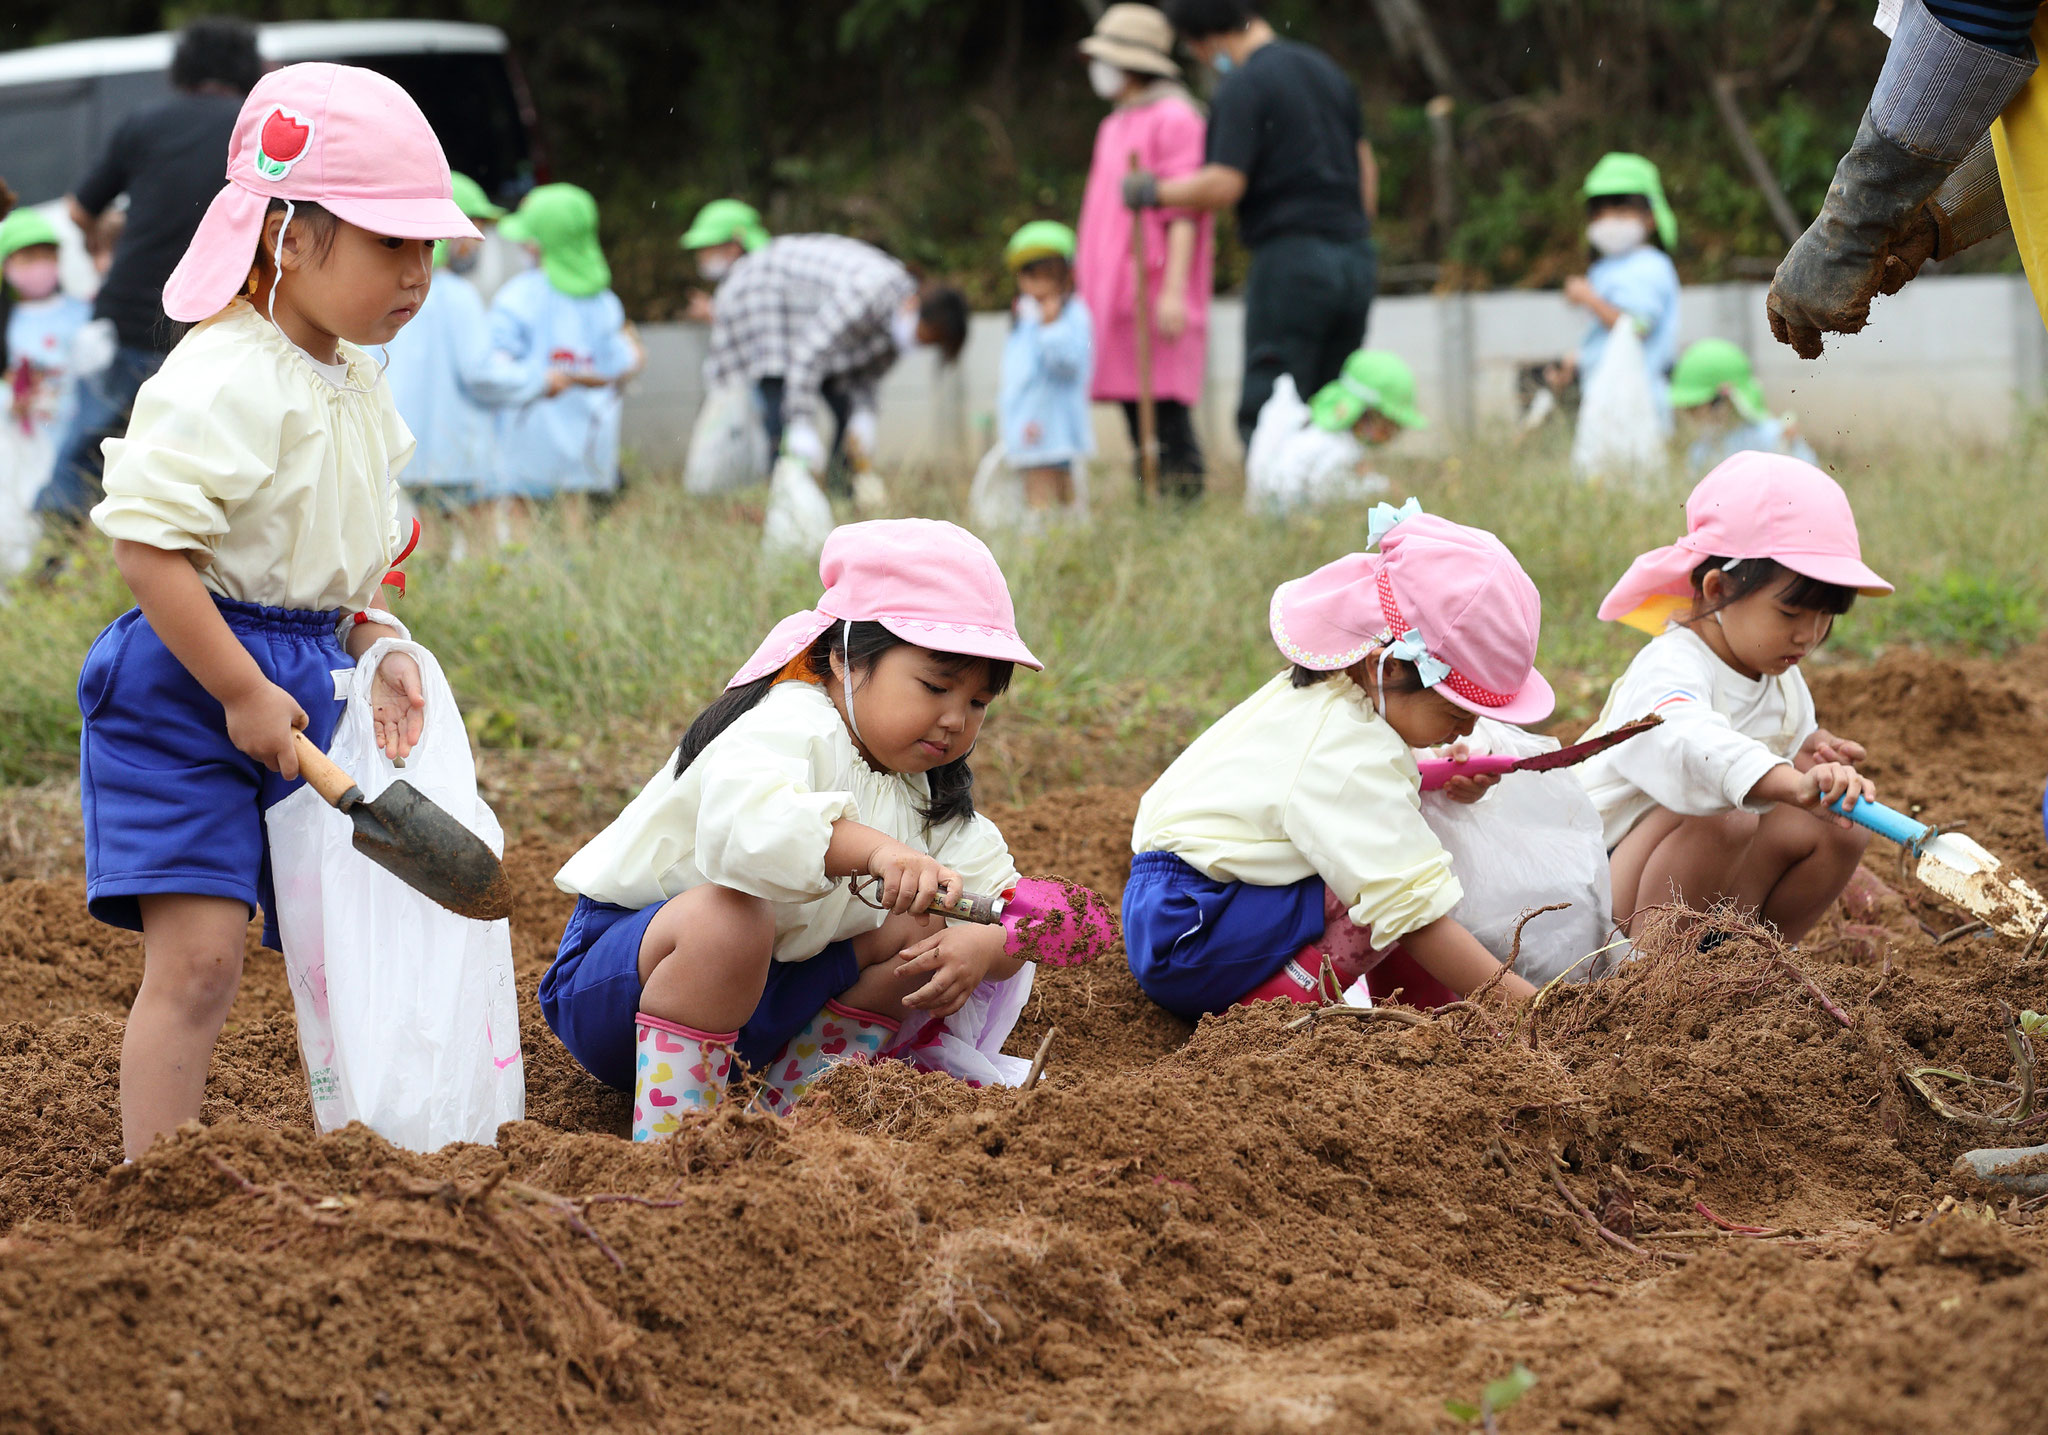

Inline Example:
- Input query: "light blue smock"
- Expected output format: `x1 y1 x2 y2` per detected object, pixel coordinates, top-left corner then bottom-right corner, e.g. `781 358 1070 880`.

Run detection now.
998 294 1095 468
1576 245 1681 423
384 270 540 495
487 270 636 497
6 294 92 442
1686 418 1818 478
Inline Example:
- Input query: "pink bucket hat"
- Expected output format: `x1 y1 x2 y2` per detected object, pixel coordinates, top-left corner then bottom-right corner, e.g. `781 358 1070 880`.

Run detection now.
727 519 1042 689
162 63 480 323
1269 500 1554 726
1599 452 1892 634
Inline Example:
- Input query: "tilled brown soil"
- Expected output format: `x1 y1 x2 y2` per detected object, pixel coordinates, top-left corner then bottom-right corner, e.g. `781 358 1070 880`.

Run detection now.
3 646 2048 1433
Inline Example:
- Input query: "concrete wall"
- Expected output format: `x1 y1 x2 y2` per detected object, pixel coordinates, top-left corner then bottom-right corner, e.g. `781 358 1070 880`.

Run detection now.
621 271 2048 474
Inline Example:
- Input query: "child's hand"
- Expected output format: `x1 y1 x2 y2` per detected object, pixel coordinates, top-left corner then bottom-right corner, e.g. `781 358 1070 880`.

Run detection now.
864 839 961 916
894 924 1005 1017
1435 741 1500 804
225 678 309 778
1797 728 1867 771
1804 761 1875 825
1038 293 1064 324
1562 275 1596 309
369 650 427 762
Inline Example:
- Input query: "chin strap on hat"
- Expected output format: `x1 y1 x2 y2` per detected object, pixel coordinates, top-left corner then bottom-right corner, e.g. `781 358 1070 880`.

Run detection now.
840 617 869 750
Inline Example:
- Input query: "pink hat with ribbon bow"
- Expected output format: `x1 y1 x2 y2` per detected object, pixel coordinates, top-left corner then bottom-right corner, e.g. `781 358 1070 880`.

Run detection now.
1599 451 1892 635
1269 499 1554 726
162 62 481 323
727 519 1042 690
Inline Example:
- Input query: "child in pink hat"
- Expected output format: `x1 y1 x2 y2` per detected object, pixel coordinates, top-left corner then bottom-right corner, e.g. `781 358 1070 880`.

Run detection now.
1126 500 1549 1019
546 519 1050 1137
1576 452 1891 940
77 63 479 1158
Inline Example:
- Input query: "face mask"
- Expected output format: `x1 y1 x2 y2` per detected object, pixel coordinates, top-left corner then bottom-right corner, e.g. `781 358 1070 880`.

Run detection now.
3 257 60 301
890 307 921 352
445 242 482 276
1587 215 1649 257
1088 59 1126 101
1211 50 1235 75
698 253 733 281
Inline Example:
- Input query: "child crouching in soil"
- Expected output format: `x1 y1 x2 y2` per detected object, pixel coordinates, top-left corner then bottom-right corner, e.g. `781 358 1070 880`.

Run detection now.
543 519 1044 1139
1124 500 1545 1018
79 66 477 1158
1578 453 1890 939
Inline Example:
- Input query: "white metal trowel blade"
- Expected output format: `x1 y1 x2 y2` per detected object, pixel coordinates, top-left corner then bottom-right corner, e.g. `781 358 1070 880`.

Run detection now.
1915 832 2048 939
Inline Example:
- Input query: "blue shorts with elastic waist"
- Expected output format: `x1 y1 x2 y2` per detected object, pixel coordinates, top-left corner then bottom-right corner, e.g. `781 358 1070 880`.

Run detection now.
539 895 864 1092
1120 850 1327 1021
79 597 350 950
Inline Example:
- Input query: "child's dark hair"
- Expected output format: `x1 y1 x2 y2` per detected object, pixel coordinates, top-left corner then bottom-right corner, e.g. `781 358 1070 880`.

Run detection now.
1164 0 1258 40
1290 657 1424 694
918 285 970 363
1687 555 1856 621
1585 193 1665 254
1017 254 1073 291
248 199 341 290
676 621 1013 825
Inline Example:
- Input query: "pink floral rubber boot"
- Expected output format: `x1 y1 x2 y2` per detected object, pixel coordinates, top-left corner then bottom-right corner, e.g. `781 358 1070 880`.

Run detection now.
756 1000 901 1116
632 1014 736 1142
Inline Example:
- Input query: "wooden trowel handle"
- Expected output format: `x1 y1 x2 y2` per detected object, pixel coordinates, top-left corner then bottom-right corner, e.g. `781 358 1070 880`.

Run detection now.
292 730 361 807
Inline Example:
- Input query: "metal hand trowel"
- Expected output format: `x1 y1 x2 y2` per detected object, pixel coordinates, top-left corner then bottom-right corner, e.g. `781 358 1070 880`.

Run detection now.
1831 794 2048 940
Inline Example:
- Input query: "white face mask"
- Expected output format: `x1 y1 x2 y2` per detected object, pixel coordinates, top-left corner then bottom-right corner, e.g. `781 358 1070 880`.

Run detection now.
698 253 733 281
1587 214 1650 257
1088 59 1126 101
890 307 921 352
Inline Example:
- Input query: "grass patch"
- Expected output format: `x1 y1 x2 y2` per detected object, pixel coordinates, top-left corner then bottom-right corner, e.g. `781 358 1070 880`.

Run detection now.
3 429 2042 796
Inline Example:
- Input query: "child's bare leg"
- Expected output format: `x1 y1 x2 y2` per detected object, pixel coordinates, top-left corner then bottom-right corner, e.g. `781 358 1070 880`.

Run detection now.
837 912 944 1015
1730 803 1870 942
1612 808 1759 930
1022 466 1073 510
637 885 777 1031
124 894 250 1159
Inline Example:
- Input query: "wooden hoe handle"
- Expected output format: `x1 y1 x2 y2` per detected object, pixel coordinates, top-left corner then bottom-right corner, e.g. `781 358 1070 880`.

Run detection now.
292 729 362 807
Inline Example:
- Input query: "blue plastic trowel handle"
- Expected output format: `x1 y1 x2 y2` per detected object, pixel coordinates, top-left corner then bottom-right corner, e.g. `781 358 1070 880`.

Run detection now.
1829 794 1931 854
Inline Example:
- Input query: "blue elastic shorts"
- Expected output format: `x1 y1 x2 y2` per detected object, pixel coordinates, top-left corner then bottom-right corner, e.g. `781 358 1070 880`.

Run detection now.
539 895 863 1091
1120 850 1327 1020
79 598 349 950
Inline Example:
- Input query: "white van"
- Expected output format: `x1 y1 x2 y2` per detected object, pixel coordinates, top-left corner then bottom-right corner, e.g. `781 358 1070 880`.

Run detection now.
0 20 542 293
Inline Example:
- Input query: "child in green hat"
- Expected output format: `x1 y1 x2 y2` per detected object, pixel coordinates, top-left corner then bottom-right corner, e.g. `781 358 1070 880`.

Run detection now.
1244 349 1422 516
1669 338 1816 477
490 183 644 500
1 207 92 574
1554 152 1681 428
993 221 1095 516
680 198 769 323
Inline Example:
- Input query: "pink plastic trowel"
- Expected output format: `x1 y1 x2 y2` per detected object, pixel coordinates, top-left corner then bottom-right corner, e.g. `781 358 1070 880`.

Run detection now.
852 875 1119 966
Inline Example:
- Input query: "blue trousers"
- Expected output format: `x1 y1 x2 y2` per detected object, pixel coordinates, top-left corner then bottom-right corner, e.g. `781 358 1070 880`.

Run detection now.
1120 850 1327 1021
37 344 164 522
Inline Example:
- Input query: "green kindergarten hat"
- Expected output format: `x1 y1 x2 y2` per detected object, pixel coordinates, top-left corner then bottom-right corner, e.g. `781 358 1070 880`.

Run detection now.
1310 350 1427 433
499 183 612 298
0 207 60 264
1582 151 1678 251
681 198 769 253
1669 338 1770 422
450 172 506 222
1005 219 1077 270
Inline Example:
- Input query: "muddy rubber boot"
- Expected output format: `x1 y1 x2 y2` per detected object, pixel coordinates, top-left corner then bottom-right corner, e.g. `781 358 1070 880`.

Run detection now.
756 1000 899 1116
1767 0 2035 357
632 1014 736 1141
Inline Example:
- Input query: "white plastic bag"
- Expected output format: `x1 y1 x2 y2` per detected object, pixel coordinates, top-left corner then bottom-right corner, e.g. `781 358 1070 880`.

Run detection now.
1244 375 1390 516
0 423 51 579
761 454 835 558
266 637 524 1151
1570 319 1665 486
683 381 769 495
885 966 1036 1087
1419 719 1628 987
966 442 1091 535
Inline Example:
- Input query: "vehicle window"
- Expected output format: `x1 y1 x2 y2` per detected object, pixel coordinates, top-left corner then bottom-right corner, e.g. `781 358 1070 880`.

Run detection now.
0 79 96 204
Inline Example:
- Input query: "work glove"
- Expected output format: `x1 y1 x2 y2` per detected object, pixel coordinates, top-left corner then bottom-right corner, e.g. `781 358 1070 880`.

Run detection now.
1766 0 2033 358
782 418 827 475
1122 169 1160 209
843 407 879 465
1877 131 2012 295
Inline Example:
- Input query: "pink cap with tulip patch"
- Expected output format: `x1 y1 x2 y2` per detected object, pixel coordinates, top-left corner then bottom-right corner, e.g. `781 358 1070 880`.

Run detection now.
1269 501 1554 726
1598 452 1892 635
162 63 481 323
727 518 1043 689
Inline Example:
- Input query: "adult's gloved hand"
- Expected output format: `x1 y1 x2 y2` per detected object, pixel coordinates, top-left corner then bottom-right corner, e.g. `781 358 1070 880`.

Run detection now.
844 407 879 464
782 418 827 474
1122 169 1160 209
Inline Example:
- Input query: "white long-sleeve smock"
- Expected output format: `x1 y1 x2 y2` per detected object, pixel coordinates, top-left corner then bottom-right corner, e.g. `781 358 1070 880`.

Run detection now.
1575 625 1817 850
91 300 412 614
487 270 635 498
385 269 542 488
555 680 1022 961
1132 670 1463 944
